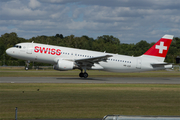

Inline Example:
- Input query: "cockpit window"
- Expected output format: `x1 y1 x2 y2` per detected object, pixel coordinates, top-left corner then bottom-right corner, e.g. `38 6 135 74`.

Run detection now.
14 45 22 49
14 45 18 48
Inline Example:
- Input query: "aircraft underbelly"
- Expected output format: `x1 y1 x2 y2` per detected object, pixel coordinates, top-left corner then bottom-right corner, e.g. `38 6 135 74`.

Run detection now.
99 60 154 73
99 62 139 72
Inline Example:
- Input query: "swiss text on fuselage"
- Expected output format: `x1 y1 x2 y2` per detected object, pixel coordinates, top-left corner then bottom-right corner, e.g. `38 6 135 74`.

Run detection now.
34 46 61 56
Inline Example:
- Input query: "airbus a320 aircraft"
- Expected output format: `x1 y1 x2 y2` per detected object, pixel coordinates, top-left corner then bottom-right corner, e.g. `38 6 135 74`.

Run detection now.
6 35 173 78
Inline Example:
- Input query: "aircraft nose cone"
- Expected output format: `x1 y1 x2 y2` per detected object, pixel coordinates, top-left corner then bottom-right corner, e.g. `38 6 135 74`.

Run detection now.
6 49 10 55
6 48 12 56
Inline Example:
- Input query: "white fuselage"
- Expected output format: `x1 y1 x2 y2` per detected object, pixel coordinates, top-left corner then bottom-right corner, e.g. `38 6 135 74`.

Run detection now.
6 42 167 72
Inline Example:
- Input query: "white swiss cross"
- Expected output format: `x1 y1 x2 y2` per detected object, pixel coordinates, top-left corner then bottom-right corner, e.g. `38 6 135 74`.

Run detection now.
155 42 167 54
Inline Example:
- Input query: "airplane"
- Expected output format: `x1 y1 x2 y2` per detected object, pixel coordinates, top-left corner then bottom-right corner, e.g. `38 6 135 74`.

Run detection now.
6 34 173 78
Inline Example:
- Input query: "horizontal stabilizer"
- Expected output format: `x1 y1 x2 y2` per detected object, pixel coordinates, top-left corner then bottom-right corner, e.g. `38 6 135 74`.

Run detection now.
151 62 173 68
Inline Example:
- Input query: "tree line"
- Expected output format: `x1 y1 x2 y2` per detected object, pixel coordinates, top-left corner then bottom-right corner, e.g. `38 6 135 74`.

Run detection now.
0 32 180 66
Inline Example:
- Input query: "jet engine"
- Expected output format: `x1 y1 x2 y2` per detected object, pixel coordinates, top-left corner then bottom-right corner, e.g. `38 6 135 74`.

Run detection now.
53 60 75 71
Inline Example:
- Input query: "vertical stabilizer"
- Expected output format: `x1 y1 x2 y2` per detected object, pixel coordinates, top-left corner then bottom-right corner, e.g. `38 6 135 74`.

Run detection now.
142 35 173 62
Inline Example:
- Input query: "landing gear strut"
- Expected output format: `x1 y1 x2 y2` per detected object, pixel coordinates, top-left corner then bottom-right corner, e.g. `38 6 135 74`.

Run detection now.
79 69 88 78
25 60 30 70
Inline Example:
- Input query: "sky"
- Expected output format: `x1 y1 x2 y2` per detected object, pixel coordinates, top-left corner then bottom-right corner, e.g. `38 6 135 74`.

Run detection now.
0 0 180 43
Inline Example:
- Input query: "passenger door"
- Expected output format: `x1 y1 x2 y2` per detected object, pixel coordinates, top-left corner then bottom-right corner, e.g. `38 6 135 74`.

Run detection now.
26 44 33 54
136 58 141 69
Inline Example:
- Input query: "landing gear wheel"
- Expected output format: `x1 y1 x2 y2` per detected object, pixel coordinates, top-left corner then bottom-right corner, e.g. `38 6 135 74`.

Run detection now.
79 68 88 78
79 73 84 78
83 72 88 78
25 67 29 70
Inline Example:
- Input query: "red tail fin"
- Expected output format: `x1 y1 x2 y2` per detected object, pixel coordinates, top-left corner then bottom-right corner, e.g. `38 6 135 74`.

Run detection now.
143 35 173 58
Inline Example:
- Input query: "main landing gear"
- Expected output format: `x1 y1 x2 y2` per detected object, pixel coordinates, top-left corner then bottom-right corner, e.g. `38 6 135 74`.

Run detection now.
79 69 88 78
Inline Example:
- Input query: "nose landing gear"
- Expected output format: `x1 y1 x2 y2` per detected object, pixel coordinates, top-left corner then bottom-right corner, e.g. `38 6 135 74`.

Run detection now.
25 60 30 70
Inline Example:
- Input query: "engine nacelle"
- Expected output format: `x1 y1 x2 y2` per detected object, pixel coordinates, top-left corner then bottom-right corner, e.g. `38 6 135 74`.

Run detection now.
53 60 74 71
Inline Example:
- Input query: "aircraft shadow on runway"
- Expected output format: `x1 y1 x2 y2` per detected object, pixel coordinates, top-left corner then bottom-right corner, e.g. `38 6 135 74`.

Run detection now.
56 77 108 81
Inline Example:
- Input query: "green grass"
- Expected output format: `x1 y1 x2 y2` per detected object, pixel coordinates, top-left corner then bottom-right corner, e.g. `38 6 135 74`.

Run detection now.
0 69 180 119
0 84 180 120
0 69 180 77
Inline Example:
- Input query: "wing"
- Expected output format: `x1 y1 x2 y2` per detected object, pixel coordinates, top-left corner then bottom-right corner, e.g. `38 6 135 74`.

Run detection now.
66 55 113 69
75 55 112 63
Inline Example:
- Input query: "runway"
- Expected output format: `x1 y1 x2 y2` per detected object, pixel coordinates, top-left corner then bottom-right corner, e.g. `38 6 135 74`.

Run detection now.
0 77 180 84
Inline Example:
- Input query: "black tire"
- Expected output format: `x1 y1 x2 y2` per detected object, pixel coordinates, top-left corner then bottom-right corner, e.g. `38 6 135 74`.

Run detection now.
83 72 88 78
79 73 84 78
25 67 28 70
